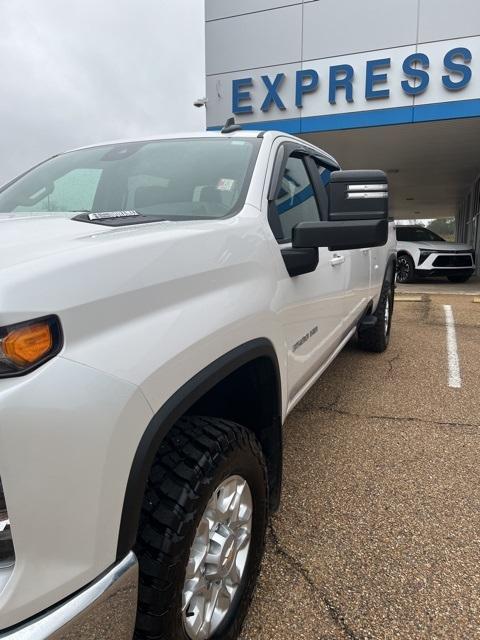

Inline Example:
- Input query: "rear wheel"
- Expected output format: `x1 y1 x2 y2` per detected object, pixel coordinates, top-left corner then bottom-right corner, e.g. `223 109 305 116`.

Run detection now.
134 416 268 640
447 274 472 283
396 254 415 283
358 278 394 353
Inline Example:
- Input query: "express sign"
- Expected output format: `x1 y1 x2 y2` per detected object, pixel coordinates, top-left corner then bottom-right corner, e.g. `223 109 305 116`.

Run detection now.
232 47 473 114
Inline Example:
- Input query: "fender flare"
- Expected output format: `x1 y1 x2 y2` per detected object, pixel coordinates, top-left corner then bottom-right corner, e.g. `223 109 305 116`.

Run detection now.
370 253 396 315
396 249 414 263
385 252 397 284
116 338 282 559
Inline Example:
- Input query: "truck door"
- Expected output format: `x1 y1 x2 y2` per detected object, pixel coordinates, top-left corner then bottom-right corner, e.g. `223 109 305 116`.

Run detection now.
268 148 347 405
369 245 385 294
312 162 371 327
343 246 372 326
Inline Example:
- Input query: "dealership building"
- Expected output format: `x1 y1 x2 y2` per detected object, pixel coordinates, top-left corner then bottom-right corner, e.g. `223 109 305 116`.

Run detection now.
205 0 480 268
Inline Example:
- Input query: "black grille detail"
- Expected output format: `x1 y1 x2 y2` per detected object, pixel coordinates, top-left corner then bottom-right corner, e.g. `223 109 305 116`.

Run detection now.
0 477 15 566
0 479 7 522
432 254 473 268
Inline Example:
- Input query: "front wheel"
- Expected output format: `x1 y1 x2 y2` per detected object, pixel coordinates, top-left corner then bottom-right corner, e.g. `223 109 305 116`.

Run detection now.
396 254 415 283
134 416 268 640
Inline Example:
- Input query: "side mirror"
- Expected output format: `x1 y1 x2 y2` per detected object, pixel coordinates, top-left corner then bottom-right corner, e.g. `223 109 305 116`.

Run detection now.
328 169 388 222
292 169 389 251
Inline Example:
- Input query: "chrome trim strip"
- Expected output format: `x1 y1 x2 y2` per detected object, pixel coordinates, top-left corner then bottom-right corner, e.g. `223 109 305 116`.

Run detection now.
0 552 138 640
347 184 388 192
346 192 389 199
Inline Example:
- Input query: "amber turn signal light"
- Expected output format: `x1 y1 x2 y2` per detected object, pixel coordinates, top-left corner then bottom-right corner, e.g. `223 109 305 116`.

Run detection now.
0 316 62 377
3 323 53 366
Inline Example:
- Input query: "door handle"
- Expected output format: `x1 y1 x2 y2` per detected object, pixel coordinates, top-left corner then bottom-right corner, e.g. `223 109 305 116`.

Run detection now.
330 253 345 266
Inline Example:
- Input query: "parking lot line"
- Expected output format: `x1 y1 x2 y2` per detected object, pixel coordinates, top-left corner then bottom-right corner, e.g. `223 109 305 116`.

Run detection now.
443 304 461 388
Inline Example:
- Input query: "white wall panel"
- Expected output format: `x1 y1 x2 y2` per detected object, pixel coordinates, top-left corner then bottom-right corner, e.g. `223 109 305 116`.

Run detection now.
206 46 420 128
303 0 418 61
206 63 300 128
206 5 302 75
204 1 480 128
300 46 415 118
419 0 480 42
206 0 301 22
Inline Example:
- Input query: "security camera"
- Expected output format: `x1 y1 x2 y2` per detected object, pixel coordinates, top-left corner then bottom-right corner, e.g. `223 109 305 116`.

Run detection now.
193 97 208 108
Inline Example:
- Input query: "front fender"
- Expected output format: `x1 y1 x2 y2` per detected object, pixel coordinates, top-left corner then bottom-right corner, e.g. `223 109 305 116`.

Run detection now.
116 338 281 559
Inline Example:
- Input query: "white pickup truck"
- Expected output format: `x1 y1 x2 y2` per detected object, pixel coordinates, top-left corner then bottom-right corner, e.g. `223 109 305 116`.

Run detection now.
0 126 396 640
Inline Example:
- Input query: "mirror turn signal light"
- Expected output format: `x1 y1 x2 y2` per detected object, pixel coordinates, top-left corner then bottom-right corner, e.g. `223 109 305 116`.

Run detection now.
0 316 62 377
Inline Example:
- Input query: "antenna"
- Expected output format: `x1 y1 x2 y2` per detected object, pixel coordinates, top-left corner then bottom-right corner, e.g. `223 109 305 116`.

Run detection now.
221 117 242 134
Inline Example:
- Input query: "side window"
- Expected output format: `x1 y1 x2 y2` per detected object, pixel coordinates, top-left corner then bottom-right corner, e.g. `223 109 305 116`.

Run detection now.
274 155 320 241
318 164 332 188
396 227 414 242
314 160 331 221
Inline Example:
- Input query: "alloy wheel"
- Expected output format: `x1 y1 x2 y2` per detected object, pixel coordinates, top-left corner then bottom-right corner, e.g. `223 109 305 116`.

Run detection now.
182 475 253 640
396 257 410 283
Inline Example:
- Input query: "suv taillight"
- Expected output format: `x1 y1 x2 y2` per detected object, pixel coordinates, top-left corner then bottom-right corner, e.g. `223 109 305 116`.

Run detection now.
0 479 14 567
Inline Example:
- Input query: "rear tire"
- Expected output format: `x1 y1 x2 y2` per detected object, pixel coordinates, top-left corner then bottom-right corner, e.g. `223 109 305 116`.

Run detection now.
396 254 415 283
358 278 394 353
134 416 268 640
447 274 472 283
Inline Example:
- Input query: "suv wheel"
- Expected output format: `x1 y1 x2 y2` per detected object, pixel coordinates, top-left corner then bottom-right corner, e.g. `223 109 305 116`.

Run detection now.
134 416 268 640
358 278 394 353
396 254 415 283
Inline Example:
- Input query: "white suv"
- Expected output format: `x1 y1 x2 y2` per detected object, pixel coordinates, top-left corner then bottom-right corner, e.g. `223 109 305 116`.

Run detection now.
0 128 396 640
396 225 475 284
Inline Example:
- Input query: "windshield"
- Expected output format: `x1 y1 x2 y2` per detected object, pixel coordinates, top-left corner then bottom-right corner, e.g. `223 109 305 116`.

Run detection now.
396 226 445 242
0 138 260 220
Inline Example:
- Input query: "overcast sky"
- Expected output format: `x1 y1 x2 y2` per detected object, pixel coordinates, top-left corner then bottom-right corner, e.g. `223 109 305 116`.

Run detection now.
0 0 205 184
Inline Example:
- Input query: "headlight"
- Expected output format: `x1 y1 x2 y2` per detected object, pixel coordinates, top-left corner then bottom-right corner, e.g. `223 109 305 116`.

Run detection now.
0 316 63 377
418 250 432 265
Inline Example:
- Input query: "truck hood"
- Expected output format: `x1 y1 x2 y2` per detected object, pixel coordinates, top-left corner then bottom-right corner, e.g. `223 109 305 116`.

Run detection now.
0 213 113 269
0 207 270 330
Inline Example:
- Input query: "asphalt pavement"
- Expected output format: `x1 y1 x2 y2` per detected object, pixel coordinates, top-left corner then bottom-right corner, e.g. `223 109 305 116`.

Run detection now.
240 291 480 640
396 275 480 296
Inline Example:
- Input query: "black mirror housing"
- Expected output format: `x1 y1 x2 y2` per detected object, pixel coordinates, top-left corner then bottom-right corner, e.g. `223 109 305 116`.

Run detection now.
290 168 390 252
328 170 388 222
292 219 388 251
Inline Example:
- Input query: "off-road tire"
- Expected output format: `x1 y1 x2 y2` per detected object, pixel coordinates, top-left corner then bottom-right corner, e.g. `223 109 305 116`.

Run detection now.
396 254 415 283
447 274 472 283
358 279 394 353
134 416 268 640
